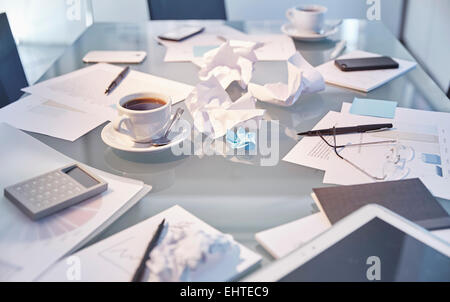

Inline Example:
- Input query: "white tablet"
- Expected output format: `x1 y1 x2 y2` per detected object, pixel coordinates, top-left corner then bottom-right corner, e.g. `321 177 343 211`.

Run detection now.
244 204 450 282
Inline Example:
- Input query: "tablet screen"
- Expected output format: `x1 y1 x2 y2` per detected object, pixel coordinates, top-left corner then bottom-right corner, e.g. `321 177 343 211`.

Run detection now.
280 218 450 281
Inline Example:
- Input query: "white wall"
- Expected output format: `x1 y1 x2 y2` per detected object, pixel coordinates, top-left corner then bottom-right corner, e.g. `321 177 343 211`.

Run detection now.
92 0 149 22
403 0 450 92
0 0 90 45
90 0 403 37
225 0 403 37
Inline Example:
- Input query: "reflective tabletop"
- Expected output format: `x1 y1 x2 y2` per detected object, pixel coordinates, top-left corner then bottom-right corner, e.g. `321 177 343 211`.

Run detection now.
28 20 450 276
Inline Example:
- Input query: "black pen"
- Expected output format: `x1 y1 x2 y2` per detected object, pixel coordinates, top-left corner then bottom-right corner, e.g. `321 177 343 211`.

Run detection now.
297 123 393 136
105 66 130 95
131 218 166 282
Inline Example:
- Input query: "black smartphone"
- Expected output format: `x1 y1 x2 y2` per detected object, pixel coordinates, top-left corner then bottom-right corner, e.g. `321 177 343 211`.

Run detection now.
158 26 205 42
335 56 399 71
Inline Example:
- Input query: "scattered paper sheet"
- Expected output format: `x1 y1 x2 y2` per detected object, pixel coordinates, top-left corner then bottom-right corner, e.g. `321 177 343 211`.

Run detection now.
191 34 296 63
283 103 450 200
248 52 325 107
159 23 296 63
159 25 248 62
323 103 450 199
185 76 265 139
256 212 331 259
315 50 417 92
282 111 342 171
0 123 148 281
39 205 262 282
0 95 107 141
250 34 296 61
23 63 194 120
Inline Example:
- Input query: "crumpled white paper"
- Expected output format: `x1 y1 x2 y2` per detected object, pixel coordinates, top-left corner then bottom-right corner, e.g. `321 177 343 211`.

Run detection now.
146 221 240 282
248 51 325 107
185 76 265 139
194 40 263 89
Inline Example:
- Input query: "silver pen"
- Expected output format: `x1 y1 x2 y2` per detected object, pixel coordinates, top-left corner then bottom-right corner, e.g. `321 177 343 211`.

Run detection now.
330 40 346 60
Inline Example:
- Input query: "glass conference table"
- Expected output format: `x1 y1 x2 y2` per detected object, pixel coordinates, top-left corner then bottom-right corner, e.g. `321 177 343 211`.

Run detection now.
28 19 450 277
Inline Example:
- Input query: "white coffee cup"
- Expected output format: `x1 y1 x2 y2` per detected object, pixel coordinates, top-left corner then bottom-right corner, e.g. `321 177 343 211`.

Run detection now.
286 5 327 33
113 92 171 143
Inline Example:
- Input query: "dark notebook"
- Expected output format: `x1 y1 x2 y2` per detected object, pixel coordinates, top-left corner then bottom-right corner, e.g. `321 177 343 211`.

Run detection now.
312 178 450 231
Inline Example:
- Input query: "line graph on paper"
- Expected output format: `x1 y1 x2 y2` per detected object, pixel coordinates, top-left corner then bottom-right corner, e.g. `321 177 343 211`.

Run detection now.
98 237 141 274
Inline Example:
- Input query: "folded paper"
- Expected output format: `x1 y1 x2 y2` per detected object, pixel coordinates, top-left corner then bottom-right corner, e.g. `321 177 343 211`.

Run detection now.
248 52 325 107
185 76 265 139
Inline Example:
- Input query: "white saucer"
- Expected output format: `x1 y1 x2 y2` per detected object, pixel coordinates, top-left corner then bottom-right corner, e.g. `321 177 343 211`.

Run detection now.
101 120 190 153
281 21 340 41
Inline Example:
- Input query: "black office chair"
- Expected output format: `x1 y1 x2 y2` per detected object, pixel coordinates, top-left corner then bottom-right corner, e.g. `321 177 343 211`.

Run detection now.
0 13 28 108
148 0 227 20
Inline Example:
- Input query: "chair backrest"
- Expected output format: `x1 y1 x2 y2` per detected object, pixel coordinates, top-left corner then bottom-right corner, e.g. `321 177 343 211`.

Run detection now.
148 0 226 20
0 13 28 108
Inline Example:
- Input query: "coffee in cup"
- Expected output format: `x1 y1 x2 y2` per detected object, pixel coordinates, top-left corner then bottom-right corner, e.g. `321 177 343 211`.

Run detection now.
113 92 171 143
286 5 327 34
122 97 166 111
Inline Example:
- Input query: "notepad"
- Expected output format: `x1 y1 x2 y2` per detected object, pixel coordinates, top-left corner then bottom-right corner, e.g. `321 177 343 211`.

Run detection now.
312 178 450 230
350 97 397 118
316 50 417 92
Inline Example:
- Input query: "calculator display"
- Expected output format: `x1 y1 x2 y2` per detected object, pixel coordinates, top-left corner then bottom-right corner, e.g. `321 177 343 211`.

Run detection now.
65 167 99 188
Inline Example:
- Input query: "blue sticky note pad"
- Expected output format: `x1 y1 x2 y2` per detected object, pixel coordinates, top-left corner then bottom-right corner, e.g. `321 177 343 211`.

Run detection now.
350 98 397 119
193 45 219 57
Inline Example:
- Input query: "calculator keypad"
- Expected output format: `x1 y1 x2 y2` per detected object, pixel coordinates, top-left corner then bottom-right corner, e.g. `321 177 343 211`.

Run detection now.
10 171 85 211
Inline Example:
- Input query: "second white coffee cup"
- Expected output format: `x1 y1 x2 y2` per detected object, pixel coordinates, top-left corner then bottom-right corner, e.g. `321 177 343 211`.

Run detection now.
113 92 171 143
286 5 327 33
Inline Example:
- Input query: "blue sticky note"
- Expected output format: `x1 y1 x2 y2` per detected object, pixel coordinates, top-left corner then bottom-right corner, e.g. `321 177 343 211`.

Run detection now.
193 45 219 57
350 98 397 119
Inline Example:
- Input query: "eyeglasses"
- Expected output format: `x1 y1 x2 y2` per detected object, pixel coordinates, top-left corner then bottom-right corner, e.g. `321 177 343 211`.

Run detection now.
318 127 412 181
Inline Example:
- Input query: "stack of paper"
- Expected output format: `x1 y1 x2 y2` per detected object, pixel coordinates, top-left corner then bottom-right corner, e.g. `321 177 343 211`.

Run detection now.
22 63 194 121
283 100 450 200
1 64 194 141
39 205 262 282
316 50 417 92
0 123 151 281
0 95 106 141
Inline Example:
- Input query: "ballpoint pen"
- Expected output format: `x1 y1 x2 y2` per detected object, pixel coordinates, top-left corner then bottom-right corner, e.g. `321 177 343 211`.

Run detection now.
297 123 393 137
131 218 166 282
330 40 346 60
104 66 130 95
